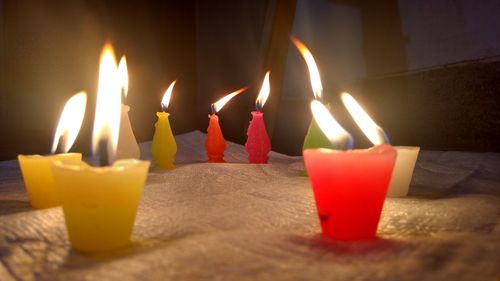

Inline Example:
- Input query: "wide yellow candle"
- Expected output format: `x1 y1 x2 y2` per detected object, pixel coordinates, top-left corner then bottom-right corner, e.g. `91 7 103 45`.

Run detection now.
52 159 150 252
17 153 82 209
152 111 177 169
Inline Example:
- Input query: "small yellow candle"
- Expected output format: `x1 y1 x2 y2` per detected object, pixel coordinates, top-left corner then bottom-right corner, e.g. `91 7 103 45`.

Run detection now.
52 159 150 252
152 81 177 169
18 153 82 209
18 92 86 209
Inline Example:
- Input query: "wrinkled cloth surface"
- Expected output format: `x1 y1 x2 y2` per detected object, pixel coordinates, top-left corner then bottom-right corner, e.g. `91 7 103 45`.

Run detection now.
0 131 499 281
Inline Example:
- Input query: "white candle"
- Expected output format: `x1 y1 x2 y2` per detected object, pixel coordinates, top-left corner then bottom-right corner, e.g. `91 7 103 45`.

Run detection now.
386 146 420 197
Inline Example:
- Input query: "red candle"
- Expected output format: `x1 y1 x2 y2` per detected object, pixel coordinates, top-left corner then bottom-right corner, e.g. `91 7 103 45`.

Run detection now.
245 71 271 163
304 100 396 240
304 145 396 240
205 87 246 163
206 114 226 163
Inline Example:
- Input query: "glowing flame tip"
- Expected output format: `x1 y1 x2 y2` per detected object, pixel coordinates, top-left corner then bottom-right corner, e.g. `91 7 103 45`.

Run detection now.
340 92 388 146
256 71 270 110
212 87 246 113
291 36 323 100
161 80 176 110
51 92 87 153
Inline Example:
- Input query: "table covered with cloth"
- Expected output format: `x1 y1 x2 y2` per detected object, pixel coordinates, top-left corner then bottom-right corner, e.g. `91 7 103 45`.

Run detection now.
0 131 499 281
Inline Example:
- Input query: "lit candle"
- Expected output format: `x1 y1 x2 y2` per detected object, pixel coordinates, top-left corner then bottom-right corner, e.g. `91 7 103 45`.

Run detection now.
290 36 333 151
303 100 397 240
116 56 141 160
340 93 420 197
18 92 86 209
152 80 177 169
52 44 150 252
205 87 246 163
245 71 271 163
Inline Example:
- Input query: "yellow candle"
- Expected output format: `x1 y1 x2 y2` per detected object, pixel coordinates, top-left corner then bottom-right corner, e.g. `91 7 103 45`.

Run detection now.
18 92 87 209
52 159 150 252
152 112 177 169
18 153 82 209
151 81 177 169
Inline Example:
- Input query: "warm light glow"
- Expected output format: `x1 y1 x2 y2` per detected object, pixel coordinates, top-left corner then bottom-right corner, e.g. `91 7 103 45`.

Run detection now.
290 36 323 100
212 87 246 113
310 100 350 144
92 44 122 162
161 80 176 111
117 56 128 98
341 92 387 145
256 71 270 110
51 92 87 153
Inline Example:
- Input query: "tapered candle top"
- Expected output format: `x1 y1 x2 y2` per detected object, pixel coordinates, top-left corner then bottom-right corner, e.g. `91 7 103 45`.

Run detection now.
291 36 323 101
161 80 176 111
340 92 389 145
255 71 270 111
310 100 353 150
51 92 87 154
210 87 247 114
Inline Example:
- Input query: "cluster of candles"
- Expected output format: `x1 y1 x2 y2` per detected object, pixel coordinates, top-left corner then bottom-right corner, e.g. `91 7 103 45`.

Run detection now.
17 37 420 252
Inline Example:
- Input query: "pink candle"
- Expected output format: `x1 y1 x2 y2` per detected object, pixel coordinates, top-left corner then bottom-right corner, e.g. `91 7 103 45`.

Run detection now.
245 111 271 163
245 71 271 163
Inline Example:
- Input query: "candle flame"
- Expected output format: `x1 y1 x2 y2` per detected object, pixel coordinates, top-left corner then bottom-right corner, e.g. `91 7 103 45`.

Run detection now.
51 92 87 153
212 87 246 113
310 100 351 146
290 36 322 100
256 71 270 110
161 80 176 111
340 92 388 145
117 56 128 99
92 44 122 163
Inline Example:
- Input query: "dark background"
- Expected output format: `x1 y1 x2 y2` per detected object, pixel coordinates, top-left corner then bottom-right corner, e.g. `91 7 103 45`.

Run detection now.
1 0 499 160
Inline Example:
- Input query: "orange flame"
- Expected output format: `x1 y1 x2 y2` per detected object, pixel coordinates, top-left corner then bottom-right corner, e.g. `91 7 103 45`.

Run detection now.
51 92 87 153
290 36 323 100
212 87 246 113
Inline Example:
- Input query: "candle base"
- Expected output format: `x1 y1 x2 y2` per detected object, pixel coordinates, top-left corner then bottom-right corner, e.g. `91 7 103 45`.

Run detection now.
52 159 150 252
304 145 396 240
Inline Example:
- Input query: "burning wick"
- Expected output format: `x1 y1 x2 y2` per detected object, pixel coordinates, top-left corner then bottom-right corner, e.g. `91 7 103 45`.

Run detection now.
98 139 109 167
210 104 216 115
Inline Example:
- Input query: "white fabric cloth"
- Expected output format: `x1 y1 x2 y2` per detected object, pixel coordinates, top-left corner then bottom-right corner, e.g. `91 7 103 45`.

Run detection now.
0 131 499 280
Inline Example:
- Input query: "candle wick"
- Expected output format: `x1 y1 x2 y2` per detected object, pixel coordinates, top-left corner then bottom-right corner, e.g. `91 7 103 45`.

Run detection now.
98 139 109 167
210 104 215 115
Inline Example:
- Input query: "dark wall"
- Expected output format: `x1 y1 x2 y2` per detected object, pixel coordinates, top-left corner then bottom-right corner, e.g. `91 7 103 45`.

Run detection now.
0 0 196 160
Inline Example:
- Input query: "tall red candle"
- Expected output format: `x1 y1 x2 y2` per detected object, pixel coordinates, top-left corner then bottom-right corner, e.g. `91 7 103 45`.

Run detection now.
245 111 271 163
304 145 396 240
245 71 271 164
205 114 226 163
